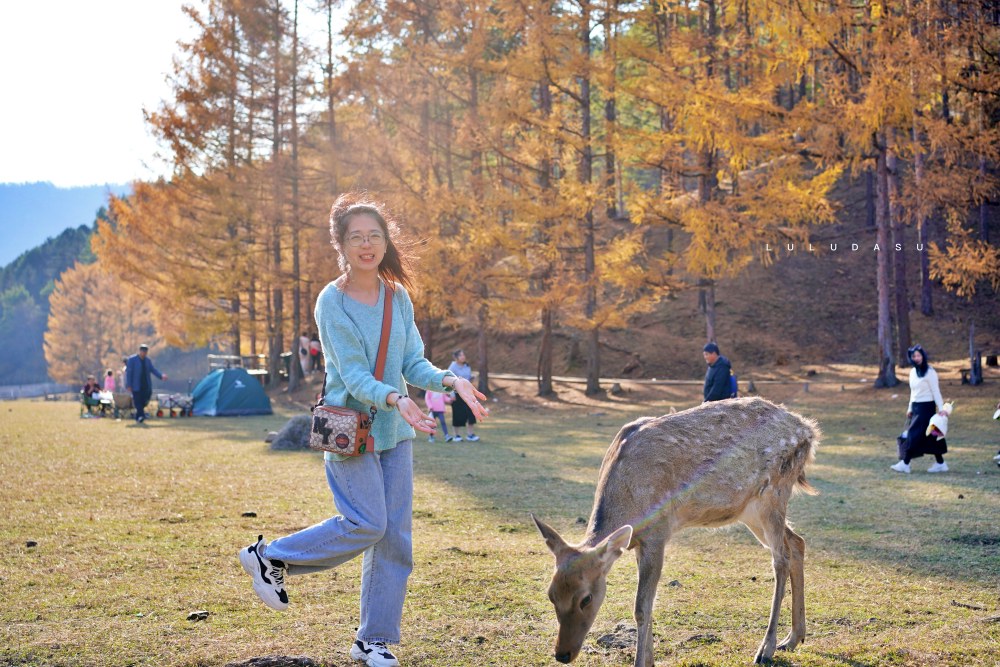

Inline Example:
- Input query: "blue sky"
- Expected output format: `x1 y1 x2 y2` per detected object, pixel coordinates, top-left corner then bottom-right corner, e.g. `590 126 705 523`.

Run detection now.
0 1 345 189
0 2 195 187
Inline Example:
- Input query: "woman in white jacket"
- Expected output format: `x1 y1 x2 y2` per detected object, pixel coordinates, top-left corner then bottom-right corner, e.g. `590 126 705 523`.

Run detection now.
892 344 949 474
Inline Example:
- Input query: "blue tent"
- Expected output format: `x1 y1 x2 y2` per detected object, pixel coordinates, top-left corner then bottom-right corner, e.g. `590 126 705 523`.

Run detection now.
192 368 272 416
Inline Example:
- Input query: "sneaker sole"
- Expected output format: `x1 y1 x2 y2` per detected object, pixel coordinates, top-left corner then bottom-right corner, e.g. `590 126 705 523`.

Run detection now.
238 548 288 611
350 645 400 667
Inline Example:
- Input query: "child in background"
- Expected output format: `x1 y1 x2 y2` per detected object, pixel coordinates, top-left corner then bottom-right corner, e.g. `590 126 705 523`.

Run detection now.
424 389 452 442
103 369 116 392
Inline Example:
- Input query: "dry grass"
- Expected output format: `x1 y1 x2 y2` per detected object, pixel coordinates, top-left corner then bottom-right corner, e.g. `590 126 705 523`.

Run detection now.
2 372 999 667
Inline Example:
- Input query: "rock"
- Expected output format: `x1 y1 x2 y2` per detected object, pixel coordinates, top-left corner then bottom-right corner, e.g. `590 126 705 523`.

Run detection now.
264 431 279 443
269 415 313 451
224 657 319 667
609 382 624 396
26 541 38 548
241 512 257 518
596 623 637 649
187 610 210 621
668 579 681 587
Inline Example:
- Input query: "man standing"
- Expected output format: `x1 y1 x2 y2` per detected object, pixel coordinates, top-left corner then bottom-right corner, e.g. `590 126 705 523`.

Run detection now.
125 344 167 423
702 342 732 402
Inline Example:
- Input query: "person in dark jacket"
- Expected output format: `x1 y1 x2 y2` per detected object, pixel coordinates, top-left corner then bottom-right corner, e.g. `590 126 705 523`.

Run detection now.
125 343 167 424
702 342 732 402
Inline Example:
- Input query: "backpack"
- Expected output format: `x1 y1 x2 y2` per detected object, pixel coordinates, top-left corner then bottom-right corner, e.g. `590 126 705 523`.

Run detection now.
729 372 738 398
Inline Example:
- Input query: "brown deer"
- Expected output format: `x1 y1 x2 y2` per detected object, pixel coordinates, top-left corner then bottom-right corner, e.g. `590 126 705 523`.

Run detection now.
533 397 820 666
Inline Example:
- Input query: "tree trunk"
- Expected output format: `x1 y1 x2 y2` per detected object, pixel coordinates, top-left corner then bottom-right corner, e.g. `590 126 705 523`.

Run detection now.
477 288 490 395
269 4 285 387
537 306 554 396
888 137 910 364
913 133 934 316
580 0 601 396
288 0 303 392
326 0 338 196
874 134 898 388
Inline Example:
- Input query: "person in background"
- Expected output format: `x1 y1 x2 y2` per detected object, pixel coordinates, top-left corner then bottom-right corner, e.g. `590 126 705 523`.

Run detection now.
103 369 116 392
448 349 480 442
299 331 311 378
702 342 733 402
81 375 101 415
992 399 1000 465
309 333 322 372
125 344 167 424
423 389 452 442
892 344 948 474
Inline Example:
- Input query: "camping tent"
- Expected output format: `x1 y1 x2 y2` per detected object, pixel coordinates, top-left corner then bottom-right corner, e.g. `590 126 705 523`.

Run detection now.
192 368 272 416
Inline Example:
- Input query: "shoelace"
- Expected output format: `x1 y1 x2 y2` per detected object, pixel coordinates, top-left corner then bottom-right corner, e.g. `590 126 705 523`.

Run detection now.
268 565 285 587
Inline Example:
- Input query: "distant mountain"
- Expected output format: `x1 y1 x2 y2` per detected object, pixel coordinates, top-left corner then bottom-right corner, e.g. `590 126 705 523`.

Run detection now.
0 182 130 267
0 225 96 384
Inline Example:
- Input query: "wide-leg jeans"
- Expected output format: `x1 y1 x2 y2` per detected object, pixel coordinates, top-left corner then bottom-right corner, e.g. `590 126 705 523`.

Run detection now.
264 440 414 644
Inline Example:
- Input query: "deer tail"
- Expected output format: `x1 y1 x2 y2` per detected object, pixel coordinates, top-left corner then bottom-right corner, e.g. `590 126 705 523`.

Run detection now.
793 418 821 496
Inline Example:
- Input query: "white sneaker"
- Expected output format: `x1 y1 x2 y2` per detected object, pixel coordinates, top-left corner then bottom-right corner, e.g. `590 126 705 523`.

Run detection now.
351 639 400 667
927 461 949 473
466 434 480 442
993 453 1000 461
427 436 435 442
238 535 288 611
890 461 911 474
452 435 463 442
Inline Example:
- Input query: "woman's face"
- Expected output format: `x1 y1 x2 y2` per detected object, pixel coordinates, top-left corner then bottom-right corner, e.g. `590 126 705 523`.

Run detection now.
343 213 387 272
911 350 924 365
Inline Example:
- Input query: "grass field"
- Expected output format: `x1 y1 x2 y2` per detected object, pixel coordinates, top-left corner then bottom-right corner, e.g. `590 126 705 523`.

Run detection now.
2 377 999 667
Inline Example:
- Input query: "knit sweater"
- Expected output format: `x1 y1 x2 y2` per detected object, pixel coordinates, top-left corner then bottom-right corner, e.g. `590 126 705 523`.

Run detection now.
909 366 944 411
316 280 453 461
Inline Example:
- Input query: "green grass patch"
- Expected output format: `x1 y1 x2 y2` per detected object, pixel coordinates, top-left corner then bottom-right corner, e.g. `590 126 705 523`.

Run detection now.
2 384 998 666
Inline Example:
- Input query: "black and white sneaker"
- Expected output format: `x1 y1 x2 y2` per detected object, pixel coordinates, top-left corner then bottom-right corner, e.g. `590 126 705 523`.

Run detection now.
350 639 400 667
238 535 288 611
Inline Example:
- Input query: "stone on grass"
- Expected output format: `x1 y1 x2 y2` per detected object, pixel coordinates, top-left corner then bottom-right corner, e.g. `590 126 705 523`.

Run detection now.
269 415 312 451
225 657 318 667
596 622 637 649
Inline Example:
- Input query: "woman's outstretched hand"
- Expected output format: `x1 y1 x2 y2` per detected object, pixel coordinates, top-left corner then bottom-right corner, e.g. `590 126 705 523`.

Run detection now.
454 377 490 421
396 396 437 434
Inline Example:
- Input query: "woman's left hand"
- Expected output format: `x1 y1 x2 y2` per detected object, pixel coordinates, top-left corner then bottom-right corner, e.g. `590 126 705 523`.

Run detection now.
454 377 490 421
396 396 438 434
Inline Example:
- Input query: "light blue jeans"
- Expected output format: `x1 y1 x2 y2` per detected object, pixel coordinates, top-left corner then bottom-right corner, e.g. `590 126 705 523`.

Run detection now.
264 440 414 644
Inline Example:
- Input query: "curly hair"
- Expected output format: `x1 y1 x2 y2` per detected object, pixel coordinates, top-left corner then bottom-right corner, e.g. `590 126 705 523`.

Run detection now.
329 193 415 291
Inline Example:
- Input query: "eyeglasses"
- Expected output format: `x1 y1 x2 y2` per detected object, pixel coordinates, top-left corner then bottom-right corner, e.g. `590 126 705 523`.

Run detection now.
346 232 386 247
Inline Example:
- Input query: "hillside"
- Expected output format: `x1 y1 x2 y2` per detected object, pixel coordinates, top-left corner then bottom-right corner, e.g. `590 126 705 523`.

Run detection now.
0 182 129 266
433 175 1000 385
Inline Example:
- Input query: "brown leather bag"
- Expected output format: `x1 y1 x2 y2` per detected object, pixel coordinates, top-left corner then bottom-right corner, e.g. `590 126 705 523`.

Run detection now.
309 286 393 456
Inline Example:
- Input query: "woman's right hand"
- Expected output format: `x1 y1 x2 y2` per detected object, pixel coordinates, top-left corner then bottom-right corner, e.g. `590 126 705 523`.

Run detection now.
906 410 912 418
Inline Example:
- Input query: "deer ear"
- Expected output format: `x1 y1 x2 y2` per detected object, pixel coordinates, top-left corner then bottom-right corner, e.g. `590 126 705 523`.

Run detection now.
595 524 633 571
532 514 571 559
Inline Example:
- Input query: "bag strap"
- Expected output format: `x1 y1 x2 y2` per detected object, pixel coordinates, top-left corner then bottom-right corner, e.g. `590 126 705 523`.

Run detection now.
315 282 394 410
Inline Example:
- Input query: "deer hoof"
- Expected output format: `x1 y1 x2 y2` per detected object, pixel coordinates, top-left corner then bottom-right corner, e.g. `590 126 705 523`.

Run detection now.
754 641 776 664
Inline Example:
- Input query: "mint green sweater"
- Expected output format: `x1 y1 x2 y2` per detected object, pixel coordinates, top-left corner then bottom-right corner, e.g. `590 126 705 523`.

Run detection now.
315 280 453 461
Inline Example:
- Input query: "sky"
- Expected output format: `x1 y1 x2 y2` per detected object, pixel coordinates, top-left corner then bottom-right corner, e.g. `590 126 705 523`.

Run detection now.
0 2 199 188
0 1 344 189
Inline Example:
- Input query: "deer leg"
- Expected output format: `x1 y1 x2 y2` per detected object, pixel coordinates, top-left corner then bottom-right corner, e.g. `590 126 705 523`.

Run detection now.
742 508 790 664
633 536 666 667
776 526 806 652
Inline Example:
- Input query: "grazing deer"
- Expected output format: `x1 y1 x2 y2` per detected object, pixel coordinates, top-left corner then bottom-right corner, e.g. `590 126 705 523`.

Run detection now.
534 397 820 666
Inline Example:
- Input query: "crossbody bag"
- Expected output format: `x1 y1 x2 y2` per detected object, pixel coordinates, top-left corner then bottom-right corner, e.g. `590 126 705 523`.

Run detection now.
309 285 393 456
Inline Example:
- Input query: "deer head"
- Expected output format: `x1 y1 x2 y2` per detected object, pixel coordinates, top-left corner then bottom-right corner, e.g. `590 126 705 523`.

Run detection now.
533 515 633 663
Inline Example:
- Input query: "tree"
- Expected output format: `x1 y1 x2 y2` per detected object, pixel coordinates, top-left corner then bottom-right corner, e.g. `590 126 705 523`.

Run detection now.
44 262 158 385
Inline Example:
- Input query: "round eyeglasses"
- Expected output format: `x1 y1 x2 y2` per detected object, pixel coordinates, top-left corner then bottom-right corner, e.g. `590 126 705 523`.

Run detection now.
346 232 386 247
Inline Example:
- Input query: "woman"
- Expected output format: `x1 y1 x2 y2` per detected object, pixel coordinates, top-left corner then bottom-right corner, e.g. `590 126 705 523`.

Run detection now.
448 349 480 442
239 194 488 667
892 344 948 474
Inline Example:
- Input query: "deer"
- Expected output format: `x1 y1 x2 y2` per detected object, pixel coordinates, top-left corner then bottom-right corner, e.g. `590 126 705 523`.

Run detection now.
533 396 820 666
